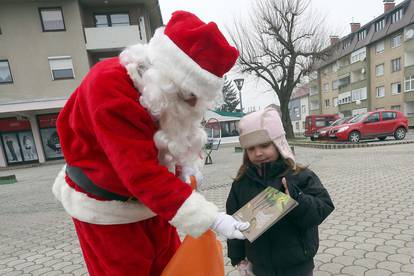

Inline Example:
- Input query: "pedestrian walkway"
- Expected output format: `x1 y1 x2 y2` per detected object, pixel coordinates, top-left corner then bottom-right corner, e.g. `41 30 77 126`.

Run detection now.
1 143 414 275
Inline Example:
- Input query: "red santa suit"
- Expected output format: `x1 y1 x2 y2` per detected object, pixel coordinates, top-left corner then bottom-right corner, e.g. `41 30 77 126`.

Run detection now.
52 11 239 276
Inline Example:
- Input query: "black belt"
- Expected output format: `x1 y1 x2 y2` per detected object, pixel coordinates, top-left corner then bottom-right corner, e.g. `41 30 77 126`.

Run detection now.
65 165 131 202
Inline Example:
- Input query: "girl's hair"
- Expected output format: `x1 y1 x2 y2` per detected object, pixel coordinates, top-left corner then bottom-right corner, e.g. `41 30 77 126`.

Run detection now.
234 149 307 182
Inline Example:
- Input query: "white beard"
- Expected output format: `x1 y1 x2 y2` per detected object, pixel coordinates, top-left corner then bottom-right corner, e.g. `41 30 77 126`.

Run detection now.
120 44 213 171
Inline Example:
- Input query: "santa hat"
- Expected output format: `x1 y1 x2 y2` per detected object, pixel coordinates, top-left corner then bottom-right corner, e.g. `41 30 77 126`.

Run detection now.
147 11 239 101
238 107 296 168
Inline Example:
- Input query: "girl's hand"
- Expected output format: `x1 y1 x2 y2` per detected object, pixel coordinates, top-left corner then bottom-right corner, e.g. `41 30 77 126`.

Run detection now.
282 177 290 196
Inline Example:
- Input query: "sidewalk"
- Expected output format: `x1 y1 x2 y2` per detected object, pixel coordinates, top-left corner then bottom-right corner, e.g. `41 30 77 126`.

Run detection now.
1 143 414 275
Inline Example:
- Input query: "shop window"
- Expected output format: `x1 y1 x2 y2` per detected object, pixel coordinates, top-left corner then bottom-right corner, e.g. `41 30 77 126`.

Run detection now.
48 56 74 80
37 114 63 160
39 7 65 31
0 118 39 164
0 60 13 84
220 120 240 137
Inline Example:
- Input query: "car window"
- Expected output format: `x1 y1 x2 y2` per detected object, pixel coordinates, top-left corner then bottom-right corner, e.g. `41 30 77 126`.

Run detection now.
366 112 380 122
315 120 326 127
349 114 364 123
382 111 397 121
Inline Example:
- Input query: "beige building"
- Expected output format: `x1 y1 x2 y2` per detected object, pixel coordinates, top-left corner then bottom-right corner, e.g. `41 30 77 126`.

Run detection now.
312 0 414 127
0 0 162 167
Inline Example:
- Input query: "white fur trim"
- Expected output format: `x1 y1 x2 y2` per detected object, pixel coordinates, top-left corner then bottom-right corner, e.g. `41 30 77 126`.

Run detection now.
52 166 156 225
147 28 223 101
170 192 219 238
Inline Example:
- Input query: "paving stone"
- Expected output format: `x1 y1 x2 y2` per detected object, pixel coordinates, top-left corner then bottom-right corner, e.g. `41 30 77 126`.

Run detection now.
318 263 344 274
376 261 402 272
364 269 392 276
341 265 367 276
401 264 414 273
353 258 378 269
387 254 412 264
375 245 398 254
331 255 355 266
343 249 367 258
365 251 389 261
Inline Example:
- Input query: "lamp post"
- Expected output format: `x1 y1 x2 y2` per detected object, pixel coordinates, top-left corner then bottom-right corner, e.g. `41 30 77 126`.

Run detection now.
234 78 244 112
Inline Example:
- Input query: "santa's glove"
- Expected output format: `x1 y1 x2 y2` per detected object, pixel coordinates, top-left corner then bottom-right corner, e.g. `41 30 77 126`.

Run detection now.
181 166 204 190
237 260 255 276
211 212 250 240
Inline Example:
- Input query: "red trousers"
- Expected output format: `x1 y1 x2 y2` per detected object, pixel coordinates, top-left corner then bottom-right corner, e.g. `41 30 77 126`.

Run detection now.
72 216 181 276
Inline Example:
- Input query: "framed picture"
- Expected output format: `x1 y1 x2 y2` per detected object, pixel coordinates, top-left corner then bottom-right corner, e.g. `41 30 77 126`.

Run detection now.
1 133 23 163
18 131 38 161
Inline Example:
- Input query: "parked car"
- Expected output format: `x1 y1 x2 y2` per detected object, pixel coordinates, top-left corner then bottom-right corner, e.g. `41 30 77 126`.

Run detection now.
327 110 408 143
305 114 340 140
314 116 353 140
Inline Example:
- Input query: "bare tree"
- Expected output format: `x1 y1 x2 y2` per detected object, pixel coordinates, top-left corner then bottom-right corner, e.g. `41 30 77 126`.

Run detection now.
229 0 328 138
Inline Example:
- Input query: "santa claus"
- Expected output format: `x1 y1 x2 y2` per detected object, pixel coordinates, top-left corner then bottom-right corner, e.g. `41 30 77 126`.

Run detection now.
52 10 249 276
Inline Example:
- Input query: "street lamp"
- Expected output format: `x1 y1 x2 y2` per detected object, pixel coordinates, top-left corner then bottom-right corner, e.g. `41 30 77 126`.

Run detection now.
234 78 244 112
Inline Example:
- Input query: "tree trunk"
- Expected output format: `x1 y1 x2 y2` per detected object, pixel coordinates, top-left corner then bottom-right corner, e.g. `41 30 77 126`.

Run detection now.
279 97 295 139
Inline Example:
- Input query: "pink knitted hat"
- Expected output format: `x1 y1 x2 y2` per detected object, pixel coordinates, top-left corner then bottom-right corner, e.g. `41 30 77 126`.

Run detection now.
238 107 295 167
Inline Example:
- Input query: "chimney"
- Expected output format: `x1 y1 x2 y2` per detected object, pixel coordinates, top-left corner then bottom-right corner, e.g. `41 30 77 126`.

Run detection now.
384 0 395 13
350 22 361 33
330 35 340 45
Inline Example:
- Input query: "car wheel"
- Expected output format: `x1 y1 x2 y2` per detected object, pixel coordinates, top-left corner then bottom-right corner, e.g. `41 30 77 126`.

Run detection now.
310 137 315 141
394 127 406 140
348 131 361 143
378 136 386 141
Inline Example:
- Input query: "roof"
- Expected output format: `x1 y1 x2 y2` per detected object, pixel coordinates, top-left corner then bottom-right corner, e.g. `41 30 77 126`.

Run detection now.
204 109 244 122
316 0 414 69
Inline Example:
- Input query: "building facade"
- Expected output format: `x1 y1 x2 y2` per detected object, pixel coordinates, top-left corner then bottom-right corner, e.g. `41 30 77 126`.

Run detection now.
289 85 310 136
311 0 414 128
0 0 162 167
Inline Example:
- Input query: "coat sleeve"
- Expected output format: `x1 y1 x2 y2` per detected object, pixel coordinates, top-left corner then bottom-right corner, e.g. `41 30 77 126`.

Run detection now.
85 70 218 237
226 182 246 266
285 169 334 229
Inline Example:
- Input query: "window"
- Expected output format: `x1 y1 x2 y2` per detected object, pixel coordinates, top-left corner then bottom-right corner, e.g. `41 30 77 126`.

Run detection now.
391 9 403 24
94 13 130 27
48 57 74 80
367 112 380 122
325 99 330 107
332 80 339 90
352 87 367 101
391 34 402 48
323 83 329 92
404 75 414 92
39 7 65 31
293 107 299 117
376 41 385 53
357 30 367 41
301 105 306 114
375 19 385 32
351 47 366 63
338 92 351 105
295 122 299 130
391 82 401 94
391 105 401 110
302 122 306 129
342 39 351 49
376 86 385 98
391 58 401 72
333 97 338 107
376 64 384 76
0 60 13 84
382 111 397 121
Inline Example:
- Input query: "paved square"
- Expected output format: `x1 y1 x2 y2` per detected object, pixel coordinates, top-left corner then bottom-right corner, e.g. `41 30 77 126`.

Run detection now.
1 143 413 276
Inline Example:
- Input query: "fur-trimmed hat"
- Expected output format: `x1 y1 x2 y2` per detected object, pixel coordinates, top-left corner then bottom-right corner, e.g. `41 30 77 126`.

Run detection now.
147 10 239 101
238 107 296 167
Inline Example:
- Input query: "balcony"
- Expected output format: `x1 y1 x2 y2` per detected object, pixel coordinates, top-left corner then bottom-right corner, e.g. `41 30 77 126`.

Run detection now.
84 25 147 51
404 90 414 101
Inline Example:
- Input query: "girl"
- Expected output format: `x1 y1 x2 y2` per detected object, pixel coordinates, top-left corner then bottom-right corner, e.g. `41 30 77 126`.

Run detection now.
226 107 334 276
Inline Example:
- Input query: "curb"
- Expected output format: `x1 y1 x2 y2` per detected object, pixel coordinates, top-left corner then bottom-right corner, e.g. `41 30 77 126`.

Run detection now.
290 140 414 149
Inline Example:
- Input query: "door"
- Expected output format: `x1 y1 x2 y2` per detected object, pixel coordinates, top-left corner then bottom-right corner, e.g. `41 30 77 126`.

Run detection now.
362 112 381 137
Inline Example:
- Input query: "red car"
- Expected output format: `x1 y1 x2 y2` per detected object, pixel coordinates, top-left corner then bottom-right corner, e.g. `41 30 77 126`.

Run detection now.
305 114 340 140
328 110 408 142
314 116 353 140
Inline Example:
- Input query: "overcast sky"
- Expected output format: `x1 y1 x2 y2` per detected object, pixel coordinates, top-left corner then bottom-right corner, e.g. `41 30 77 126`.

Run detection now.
158 0 404 110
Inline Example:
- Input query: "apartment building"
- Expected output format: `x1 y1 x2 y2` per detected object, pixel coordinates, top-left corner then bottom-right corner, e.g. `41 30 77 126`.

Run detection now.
312 0 414 128
0 0 162 167
289 85 310 136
